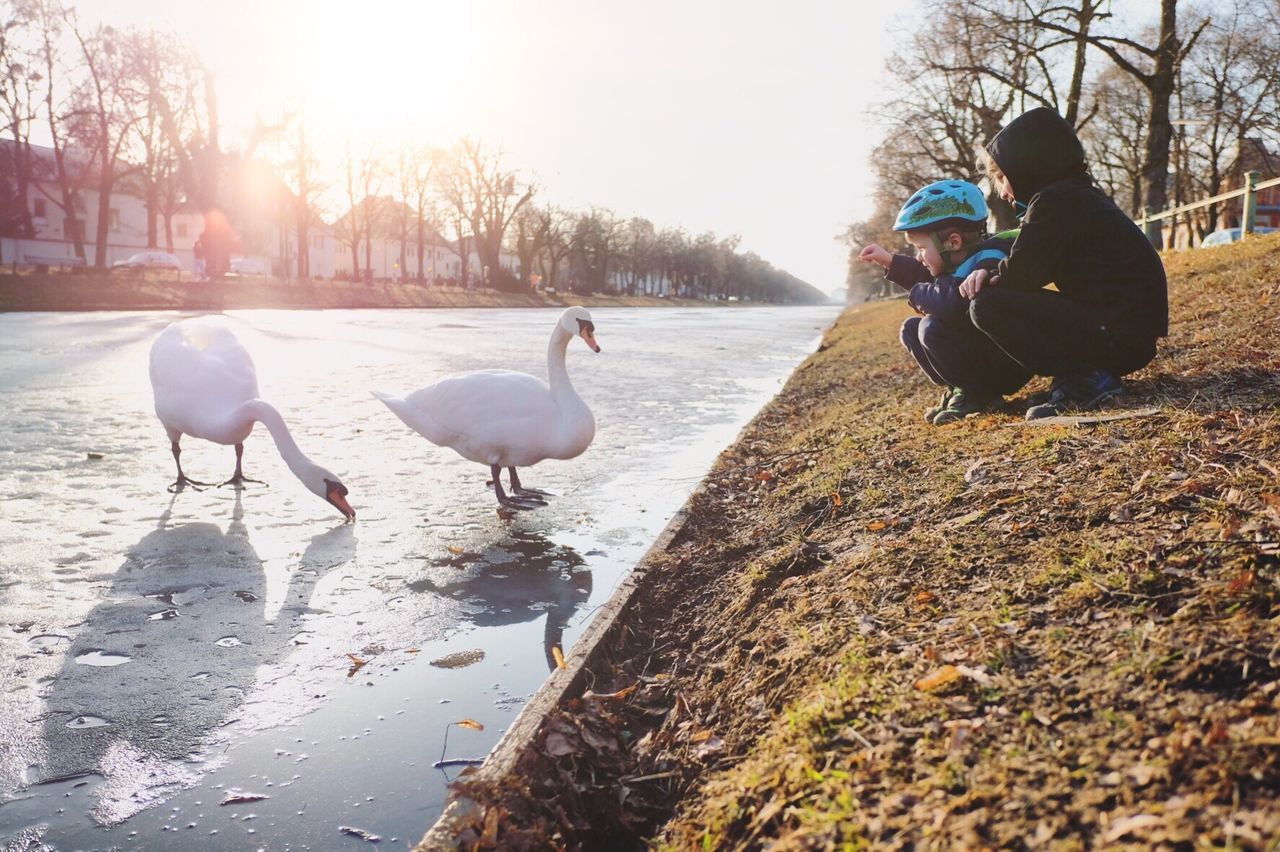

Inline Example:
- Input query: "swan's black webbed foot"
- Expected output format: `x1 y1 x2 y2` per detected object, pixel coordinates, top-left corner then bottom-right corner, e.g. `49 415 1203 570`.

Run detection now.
508 468 552 501
492 465 543 510
496 493 542 511
168 475 212 492
219 473 268 489
218 444 268 489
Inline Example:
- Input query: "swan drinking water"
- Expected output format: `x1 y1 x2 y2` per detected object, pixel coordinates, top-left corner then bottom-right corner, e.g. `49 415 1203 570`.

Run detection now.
149 317 356 519
374 306 600 510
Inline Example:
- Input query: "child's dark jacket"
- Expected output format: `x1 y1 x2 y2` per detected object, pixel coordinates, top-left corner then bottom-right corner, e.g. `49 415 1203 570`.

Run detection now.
884 234 1013 321
985 107 1168 339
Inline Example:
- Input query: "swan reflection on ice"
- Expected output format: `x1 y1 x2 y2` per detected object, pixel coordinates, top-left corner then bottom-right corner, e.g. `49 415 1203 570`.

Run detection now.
409 530 592 671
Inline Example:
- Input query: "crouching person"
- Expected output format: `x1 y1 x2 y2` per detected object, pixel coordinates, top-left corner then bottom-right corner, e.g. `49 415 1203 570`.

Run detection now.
860 180 1030 424
963 107 1168 419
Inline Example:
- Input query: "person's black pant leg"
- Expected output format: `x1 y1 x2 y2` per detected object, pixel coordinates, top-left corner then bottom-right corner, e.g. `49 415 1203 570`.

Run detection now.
969 288 1156 378
917 315 1031 395
900 317 948 387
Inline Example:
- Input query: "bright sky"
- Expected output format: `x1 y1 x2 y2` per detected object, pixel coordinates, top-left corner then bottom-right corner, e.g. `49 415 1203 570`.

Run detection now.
76 0 907 292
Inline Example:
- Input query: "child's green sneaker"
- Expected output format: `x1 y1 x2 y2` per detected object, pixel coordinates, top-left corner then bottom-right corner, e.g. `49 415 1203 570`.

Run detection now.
931 388 999 424
925 387 958 423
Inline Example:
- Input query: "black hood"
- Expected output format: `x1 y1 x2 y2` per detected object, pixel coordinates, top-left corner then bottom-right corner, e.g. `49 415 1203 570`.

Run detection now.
985 107 1086 203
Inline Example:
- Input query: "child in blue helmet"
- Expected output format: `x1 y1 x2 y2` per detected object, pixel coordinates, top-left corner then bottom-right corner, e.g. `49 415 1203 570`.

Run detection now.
860 180 1030 424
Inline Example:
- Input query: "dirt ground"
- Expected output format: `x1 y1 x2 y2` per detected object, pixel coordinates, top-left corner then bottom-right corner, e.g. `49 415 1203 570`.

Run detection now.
428 233 1280 850
0 271 708 312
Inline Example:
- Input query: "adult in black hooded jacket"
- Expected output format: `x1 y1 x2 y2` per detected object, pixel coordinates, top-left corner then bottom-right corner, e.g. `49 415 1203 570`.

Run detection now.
964 107 1168 414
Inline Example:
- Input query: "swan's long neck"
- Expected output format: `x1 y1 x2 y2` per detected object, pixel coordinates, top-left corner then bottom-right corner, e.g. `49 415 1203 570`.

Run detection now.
547 327 577 400
235 400 315 481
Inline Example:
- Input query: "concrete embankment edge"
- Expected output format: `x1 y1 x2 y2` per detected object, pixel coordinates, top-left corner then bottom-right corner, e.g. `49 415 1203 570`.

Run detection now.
415 498 695 849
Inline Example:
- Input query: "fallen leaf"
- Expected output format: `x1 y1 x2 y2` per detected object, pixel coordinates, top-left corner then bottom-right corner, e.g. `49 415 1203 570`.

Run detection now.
430 649 486 669
914 590 937 606
481 806 499 845
447 545 465 554
756 470 774 482
831 491 843 507
585 684 638 702
552 646 568 669
694 735 725 759
338 825 383 843
915 665 964 692
1227 567 1256 595
691 729 714 744
221 791 269 805
456 718 485 731
1126 763 1157 787
1103 814 1163 843
866 520 887 531
346 653 368 677
544 731 578 757
955 664 993 686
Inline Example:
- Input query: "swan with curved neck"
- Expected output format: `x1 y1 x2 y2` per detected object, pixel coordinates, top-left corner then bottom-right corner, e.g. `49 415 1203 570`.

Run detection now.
149 317 356 519
374 306 600 510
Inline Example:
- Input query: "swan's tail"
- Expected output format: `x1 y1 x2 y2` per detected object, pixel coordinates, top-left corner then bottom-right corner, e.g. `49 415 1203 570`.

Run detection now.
371 390 451 447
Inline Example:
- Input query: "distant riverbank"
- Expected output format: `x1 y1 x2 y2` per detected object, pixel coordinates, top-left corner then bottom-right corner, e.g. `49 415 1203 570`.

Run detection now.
0 271 755 312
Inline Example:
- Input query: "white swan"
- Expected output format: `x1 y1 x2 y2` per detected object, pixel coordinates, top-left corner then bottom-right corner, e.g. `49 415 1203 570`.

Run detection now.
374 306 600 510
149 317 356 519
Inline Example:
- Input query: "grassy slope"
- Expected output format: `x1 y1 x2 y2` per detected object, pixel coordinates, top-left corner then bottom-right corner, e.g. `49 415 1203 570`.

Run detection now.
436 235 1280 850
0 271 709 311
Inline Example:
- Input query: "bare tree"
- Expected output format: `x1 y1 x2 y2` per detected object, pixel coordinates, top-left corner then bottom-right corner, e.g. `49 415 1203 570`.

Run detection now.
1 2 42 243
1025 0 1209 246
534 205 573 291
568 208 620 294
1175 0 1280 239
509 203 547 289
618 216 657 295
874 0 1042 228
408 143 436 283
281 116 324 279
26 0 87 262
1080 65 1149 215
66 16 149 269
438 139 535 291
337 142 381 283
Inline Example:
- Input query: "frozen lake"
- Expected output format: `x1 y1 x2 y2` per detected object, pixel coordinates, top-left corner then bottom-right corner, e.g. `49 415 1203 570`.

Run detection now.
0 304 839 850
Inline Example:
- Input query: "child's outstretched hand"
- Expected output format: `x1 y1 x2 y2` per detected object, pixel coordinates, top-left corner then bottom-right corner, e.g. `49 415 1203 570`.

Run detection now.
858 244 893 269
959 268 990 299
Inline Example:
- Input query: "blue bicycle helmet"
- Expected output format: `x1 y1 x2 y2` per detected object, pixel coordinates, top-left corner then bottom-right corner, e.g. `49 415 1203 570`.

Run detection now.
892 180 988 232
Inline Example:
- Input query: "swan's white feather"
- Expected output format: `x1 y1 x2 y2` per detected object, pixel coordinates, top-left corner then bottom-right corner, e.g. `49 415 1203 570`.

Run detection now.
150 318 258 444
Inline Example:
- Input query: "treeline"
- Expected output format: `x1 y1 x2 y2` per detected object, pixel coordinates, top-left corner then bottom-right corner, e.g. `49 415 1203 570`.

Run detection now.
0 1 825 304
843 0 1280 302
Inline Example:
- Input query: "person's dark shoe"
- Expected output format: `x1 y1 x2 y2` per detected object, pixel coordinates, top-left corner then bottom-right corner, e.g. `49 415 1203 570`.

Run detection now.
925 387 958 423
1025 370 1124 420
932 388 999 424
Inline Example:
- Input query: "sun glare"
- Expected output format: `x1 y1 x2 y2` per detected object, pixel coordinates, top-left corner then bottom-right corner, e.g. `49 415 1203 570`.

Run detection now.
293 2 481 143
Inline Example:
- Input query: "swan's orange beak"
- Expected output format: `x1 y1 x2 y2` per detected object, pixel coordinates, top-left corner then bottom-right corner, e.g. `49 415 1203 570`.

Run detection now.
327 484 356 520
580 329 600 352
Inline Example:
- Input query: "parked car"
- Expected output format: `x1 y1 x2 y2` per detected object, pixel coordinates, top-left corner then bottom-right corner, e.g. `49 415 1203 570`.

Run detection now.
1200 226 1277 247
229 256 271 276
112 251 184 272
